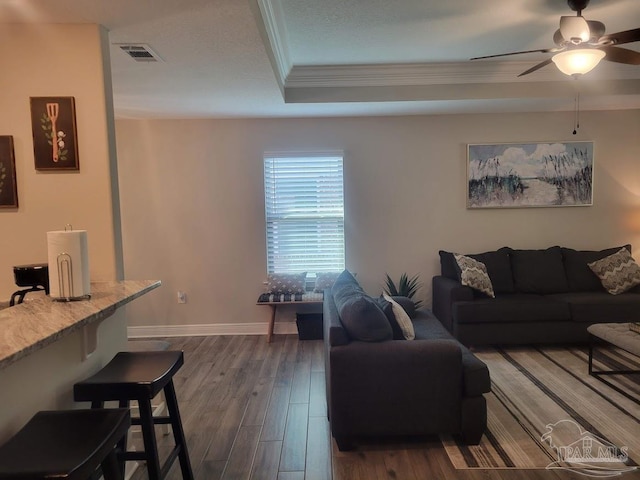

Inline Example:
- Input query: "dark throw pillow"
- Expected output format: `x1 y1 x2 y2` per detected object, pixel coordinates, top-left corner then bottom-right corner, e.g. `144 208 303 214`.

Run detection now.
331 269 392 342
338 293 392 342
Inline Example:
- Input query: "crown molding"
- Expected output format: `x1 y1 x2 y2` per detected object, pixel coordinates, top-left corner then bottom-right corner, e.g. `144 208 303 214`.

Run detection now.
252 0 291 87
250 1 640 110
285 61 640 88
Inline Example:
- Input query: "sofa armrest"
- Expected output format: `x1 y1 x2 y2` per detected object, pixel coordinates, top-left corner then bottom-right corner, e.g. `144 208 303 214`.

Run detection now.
432 275 474 333
328 339 463 436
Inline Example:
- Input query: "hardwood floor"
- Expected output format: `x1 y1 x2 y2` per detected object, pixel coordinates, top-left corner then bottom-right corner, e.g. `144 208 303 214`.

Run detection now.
130 335 591 480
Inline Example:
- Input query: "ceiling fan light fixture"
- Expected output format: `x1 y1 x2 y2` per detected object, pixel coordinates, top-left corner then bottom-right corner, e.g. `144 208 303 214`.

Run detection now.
552 48 605 75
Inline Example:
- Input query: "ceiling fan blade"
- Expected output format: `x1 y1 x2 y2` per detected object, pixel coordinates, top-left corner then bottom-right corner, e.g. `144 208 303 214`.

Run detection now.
471 49 553 60
517 58 554 77
601 46 640 65
598 28 640 45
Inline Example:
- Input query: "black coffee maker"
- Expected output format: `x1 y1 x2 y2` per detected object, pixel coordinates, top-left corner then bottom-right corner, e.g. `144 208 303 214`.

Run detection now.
10 263 50 306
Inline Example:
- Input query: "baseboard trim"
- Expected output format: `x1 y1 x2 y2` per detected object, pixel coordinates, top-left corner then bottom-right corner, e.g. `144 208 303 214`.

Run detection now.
127 322 299 338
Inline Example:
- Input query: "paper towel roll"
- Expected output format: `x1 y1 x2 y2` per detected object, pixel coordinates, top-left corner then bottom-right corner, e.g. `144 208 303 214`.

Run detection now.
47 230 91 300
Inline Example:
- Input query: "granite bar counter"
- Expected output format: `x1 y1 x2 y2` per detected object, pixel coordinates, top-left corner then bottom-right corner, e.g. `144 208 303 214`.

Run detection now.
0 280 161 444
0 280 161 370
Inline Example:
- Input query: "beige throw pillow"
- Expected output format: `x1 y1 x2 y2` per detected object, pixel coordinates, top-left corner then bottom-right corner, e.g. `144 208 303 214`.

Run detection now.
454 253 495 298
588 248 640 295
383 293 415 340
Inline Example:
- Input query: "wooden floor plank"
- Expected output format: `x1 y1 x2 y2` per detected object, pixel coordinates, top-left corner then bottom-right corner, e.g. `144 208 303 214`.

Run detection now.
251 441 282 480
242 376 276 427
279 403 309 472
221 425 261 480
289 360 311 404
260 386 291 442
277 472 305 480
308 371 327 418
204 397 249 462
305 416 331 480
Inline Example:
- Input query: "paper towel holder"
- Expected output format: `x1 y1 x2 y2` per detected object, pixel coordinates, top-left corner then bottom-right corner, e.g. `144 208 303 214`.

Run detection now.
51 224 91 302
54 252 90 301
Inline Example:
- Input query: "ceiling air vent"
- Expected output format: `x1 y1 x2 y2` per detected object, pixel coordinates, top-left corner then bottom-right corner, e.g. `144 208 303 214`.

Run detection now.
116 44 163 62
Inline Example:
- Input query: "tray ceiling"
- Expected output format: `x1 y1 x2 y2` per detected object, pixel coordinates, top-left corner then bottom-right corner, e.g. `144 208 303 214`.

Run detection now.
1 0 638 118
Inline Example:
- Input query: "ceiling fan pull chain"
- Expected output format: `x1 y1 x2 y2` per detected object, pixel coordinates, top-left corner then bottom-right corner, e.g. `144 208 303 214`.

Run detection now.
573 80 581 135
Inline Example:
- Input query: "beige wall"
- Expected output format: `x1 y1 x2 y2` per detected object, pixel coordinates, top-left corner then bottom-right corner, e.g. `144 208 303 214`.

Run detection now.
0 23 127 443
116 110 640 331
0 24 121 300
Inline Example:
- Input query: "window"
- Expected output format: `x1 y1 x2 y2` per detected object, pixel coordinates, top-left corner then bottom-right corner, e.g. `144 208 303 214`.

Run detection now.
263 152 345 274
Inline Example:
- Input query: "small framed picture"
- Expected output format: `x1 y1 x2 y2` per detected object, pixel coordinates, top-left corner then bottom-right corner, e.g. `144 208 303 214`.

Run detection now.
30 96 79 171
0 136 18 208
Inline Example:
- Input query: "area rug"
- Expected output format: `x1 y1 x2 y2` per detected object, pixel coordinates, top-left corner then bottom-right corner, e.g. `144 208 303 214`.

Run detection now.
442 345 640 474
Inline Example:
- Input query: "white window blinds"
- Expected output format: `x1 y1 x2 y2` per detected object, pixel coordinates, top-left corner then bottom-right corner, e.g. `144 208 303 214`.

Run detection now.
264 153 345 274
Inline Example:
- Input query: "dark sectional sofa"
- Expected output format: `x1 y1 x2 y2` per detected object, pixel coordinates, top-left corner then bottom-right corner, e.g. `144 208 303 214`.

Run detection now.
324 270 490 451
433 245 640 346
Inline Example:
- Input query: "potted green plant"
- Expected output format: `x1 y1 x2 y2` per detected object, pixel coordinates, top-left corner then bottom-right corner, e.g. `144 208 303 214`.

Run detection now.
383 273 422 308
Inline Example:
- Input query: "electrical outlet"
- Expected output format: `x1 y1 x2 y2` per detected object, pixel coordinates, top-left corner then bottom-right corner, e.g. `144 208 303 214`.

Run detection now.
177 291 187 304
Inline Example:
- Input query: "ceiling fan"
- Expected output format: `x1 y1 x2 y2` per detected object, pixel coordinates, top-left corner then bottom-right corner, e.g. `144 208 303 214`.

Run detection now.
471 0 640 77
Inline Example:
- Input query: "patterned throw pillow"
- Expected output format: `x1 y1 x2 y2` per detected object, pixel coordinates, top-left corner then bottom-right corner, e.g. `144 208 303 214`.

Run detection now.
383 293 415 340
588 248 640 295
314 272 341 293
454 253 495 298
266 272 307 294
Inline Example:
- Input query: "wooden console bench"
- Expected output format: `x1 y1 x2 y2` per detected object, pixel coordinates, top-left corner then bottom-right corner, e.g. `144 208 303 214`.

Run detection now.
257 292 323 343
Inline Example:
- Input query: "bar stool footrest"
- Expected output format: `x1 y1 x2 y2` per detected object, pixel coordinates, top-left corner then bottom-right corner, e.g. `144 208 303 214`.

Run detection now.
131 415 172 426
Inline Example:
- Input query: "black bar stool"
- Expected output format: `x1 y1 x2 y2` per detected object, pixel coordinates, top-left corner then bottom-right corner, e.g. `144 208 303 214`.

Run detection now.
0 408 130 480
73 351 194 480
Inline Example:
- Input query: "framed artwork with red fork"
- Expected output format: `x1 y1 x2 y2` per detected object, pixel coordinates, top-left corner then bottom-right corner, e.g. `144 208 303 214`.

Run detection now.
30 96 79 171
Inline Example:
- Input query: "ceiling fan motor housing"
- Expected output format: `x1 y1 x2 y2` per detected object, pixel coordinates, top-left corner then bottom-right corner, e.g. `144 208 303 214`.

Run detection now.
560 16 590 43
568 0 590 14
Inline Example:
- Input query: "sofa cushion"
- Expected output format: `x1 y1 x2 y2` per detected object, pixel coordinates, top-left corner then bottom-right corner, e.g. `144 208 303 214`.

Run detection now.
454 254 495 298
588 248 640 295
440 248 514 294
453 294 571 324
412 310 490 396
267 272 307 294
547 292 640 323
562 245 631 292
510 246 569 293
